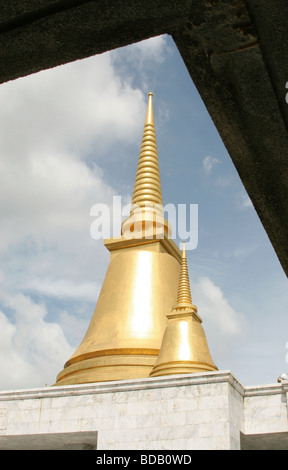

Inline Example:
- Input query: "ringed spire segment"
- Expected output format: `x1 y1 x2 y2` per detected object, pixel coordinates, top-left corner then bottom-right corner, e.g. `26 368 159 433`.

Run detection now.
176 242 193 306
131 92 163 208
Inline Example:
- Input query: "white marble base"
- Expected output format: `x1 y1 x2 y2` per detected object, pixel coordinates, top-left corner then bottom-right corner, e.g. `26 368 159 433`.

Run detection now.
0 371 287 450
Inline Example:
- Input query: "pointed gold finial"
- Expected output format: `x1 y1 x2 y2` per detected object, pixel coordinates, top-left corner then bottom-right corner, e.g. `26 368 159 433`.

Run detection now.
176 242 193 306
149 243 218 377
131 92 162 208
121 93 170 239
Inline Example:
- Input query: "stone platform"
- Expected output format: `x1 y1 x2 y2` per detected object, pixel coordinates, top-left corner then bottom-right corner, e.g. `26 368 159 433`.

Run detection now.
0 371 287 450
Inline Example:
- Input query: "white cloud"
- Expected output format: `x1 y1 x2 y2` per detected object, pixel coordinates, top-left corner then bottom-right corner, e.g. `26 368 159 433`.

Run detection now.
191 277 248 364
0 53 147 251
115 35 170 67
26 278 99 302
232 246 255 260
202 155 221 175
215 175 235 188
192 277 246 336
0 54 144 157
236 192 253 210
0 293 73 390
130 35 171 64
0 44 149 285
58 310 90 349
111 35 171 92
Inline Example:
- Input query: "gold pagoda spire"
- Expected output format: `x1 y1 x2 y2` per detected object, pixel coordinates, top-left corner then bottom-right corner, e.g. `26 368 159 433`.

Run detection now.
176 242 193 305
131 92 163 207
122 93 170 239
150 243 218 377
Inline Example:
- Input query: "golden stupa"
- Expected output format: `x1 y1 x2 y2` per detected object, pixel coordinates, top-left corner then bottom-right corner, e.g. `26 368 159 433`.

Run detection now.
55 93 216 386
150 242 217 377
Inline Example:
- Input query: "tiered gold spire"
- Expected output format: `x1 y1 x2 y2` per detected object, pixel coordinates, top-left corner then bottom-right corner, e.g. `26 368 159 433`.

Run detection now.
131 92 163 207
121 92 170 239
150 243 218 377
176 242 193 305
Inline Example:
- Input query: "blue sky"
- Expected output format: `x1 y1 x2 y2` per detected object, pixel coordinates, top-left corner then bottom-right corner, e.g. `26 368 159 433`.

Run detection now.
0 34 287 390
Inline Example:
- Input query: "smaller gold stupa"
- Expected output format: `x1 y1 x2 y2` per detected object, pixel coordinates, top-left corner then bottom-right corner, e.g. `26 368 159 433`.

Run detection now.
150 242 218 377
